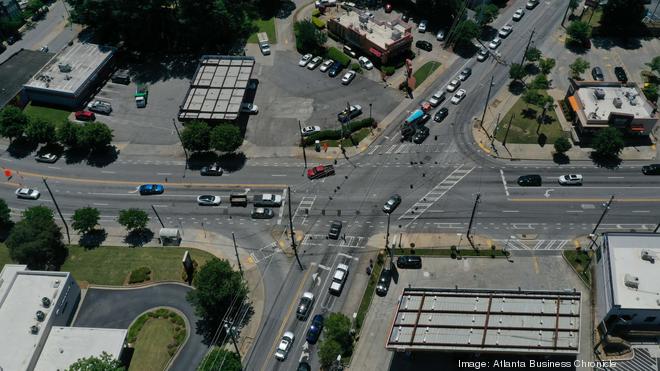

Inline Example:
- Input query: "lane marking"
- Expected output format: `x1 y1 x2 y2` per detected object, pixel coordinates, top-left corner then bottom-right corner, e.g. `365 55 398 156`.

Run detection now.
502 210 519 213
607 176 624 179
500 169 510 196
277 188 287 225
510 198 660 202
632 210 650 213
156 172 172 175
101 170 116 174
271 174 286 177
92 203 109 206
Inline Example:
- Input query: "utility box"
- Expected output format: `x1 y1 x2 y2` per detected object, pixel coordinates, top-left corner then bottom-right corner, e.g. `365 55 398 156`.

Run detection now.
159 228 181 246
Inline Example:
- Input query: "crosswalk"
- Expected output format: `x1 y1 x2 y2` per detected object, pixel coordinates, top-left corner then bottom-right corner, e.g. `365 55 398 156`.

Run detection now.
302 234 368 248
366 142 456 156
248 242 280 264
292 196 316 225
496 239 571 250
597 347 658 371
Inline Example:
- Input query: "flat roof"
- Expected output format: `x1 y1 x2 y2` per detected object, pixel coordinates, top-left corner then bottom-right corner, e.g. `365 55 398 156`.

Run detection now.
333 11 411 50
604 233 660 310
33 327 127 371
24 42 114 95
387 288 581 355
0 266 71 371
178 55 254 120
0 49 54 107
575 85 655 121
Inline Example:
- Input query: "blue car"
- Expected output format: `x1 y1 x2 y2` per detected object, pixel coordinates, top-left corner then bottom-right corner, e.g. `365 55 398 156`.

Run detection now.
306 314 324 344
138 184 164 195
328 61 344 77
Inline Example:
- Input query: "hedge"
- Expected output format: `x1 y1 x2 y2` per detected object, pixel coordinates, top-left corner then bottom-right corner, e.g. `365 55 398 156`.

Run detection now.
312 9 321 17
129 266 151 284
303 118 374 146
350 63 362 73
311 16 326 29
326 47 351 66
382 65 395 76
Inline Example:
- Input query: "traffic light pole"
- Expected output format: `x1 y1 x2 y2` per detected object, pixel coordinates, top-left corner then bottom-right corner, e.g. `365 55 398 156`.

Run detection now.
288 186 304 270
466 193 481 250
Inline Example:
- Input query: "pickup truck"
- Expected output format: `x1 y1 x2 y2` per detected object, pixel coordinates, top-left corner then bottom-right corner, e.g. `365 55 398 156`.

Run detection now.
307 165 335 180
329 264 349 296
253 193 282 207
135 83 148 108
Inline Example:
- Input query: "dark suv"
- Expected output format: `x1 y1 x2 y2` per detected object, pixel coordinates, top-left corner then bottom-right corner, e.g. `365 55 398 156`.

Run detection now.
328 61 344 77
328 220 342 239
591 66 604 81
614 67 628 83
397 255 422 269
642 164 660 175
517 174 542 186
375 269 392 297
415 40 433 52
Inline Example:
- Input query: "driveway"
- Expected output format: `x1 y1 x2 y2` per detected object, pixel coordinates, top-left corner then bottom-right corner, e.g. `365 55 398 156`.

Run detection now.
74 284 207 371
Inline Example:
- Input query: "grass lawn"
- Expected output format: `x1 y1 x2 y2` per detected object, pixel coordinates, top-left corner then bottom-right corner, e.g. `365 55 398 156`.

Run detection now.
563 250 592 285
494 92 565 144
0 243 13 267
321 127 372 147
580 7 603 28
413 61 441 88
247 18 277 44
24 102 71 123
128 318 178 371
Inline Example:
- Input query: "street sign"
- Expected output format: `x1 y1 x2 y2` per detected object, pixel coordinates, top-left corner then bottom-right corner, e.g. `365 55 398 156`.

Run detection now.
3 169 11 177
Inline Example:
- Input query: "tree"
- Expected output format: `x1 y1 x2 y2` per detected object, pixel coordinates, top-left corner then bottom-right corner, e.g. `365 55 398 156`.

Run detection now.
568 0 580 12
186 258 247 337
24 0 45 17
57 120 81 147
450 20 480 48
646 56 660 73
530 74 550 90
210 124 242 152
294 20 327 54
566 21 592 45
198 348 241 371
25 117 56 144
642 84 658 104
6 206 67 270
525 47 542 63
415 0 462 26
0 106 28 140
601 0 646 37
78 122 113 151
0 198 10 227
117 208 149 232
68 351 125 371
523 89 552 107
569 58 590 79
72 207 100 234
554 137 572 154
181 120 210 152
539 58 556 75
324 312 353 352
318 339 343 368
509 63 526 81
592 127 625 157
474 4 499 26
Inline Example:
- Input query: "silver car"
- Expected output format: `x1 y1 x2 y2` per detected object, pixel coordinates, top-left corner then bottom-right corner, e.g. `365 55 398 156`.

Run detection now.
15 188 40 200
197 195 221 206
274 331 294 361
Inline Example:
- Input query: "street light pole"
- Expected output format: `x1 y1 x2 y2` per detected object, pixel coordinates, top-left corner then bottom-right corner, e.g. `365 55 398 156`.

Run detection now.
385 213 392 261
466 193 481 250
232 232 244 278
520 28 536 67
654 223 660 233
478 76 495 136
588 195 614 250
42 177 71 245
297 120 307 170
223 321 241 357
288 186 304 270
369 103 372 120
171 119 188 178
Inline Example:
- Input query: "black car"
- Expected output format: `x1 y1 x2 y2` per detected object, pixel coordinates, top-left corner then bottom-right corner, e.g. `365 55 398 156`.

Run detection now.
298 361 312 371
591 66 604 81
397 255 422 269
416 40 433 52
296 292 314 320
642 164 660 175
383 194 402 213
614 66 628 83
328 220 342 239
7 36 17 45
434 107 449 122
517 174 542 186
328 61 344 77
375 269 392 297
412 126 430 144
306 314 324 344
200 164 223 176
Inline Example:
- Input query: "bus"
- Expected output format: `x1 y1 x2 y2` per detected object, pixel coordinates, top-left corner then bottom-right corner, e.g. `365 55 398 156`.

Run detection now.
401 109 425 139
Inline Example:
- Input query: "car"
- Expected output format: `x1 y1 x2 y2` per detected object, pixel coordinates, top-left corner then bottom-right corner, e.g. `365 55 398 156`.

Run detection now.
428 90 446 107
498 24 513 38
320 59 334 72
343 45 357 58
329 263 349 295
458 67 472 81
477 48 489 62
614 66 628 83
7 36 17 45
328 220 342 239
558 174 583 186
434 107 449 122
488 37 502 50
397 255 422 269
526 0 538 9
296 292 315 320
358 56 374 70
450 89 466 104
306 314 324 344
592 66 604 81
420 113 431 125
328 61 344 77
40 45 49 53
298 54 313 67
420 101 432 113
35 153 59 163
274 332 294 361
138 184 164 195
301 125 321 136
86 100 112 115
517 174 542 186
341 70 357 85
446 79 461 92
307 164 335 179
412 126 430 144
197 195 222 206
415 40 432 52
375 269 392 297
200 164 223 176
642 164 660 175
436 29 446 41
364 11 375 19
111 70 131 85
383 194 402 213
251 207 275 219
418 20 428 33
307 56 323 70
513 8 524 21
240 102 259 114
74 110 96 121
298 362 312 371
337 104 362 122
384 3 392 12
15 188 40 200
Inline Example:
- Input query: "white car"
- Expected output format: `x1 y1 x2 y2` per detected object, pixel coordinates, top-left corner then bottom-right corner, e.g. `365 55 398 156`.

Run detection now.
558 174 583 186
329 263 349 295
526 0 538 9
274 331 294 361
341 70 357 85
319 59 334 72
301 125 321 136
358 56 373 70
436 29 445 41
307 56 323 70
513 8 524 21
428 90 446 107
197 195 222 206
35 153 59 163
418 20 427 33
450 89 466 104
488 37 502 49
298 54 313 67
446 79 461 92
498 24 513 38
240 102 258 114
477 47 489 62
15 188 40 200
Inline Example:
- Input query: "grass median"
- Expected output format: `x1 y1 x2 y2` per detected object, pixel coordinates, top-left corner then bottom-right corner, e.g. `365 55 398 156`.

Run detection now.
494 92 564 144
247 18 277 44
413 61 441 88
128 309 186 371
563 250 592 285
24 102 71 123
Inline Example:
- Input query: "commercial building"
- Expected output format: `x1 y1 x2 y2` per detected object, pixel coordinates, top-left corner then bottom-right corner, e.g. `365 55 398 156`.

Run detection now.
327 10 412 64
0 49 53 108
23 41 115 109
0 0 21 20
566 80 658 136
178 55 255 121
594 233 660 337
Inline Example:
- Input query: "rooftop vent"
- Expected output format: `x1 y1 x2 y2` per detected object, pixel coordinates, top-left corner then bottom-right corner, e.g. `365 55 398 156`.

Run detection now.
594 88 606 100
641 250 656 263
30 325 40 335
57 63 72 73
392 29 402 40
613 97 622 108
358 13 369 23
36 310 45 321
41 297 51 308
624 274 639 289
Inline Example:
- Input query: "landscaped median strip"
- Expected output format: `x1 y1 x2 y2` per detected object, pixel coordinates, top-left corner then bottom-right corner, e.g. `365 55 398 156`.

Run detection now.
127 308 187 371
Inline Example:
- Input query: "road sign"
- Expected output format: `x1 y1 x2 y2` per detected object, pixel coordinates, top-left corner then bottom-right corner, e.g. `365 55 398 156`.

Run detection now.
3 169 11 177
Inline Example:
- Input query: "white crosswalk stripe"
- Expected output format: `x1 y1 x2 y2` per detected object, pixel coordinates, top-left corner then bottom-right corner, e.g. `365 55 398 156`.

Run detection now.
494 239 572 250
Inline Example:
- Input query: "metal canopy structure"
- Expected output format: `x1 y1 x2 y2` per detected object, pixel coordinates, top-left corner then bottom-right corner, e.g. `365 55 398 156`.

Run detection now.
387 288 581 355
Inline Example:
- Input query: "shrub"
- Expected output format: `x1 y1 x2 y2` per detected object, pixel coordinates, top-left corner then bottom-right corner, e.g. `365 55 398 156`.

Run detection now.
312 9 320 17
303 129 342 146
311 16 326 29
350 62 361 73
129 266 151 284
345 118 374 132
326 47 351 66
382 65 395 76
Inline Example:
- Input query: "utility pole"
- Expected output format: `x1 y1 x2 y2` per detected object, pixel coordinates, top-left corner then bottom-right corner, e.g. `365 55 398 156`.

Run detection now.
223 321 241 357
172 119 188 178
588 195 614 250
232 232 244 278
297 120 308 169
503 114 514 147
42 178 70 245
150 205 165 228
491 112 501 145
288 186 304 270
520 29 536 67
654 223 659 233
385 213 392 261
466 193 481 250
478 76 495 136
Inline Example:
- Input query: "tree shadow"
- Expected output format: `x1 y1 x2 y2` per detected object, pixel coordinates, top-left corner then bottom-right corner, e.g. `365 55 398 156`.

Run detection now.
188 151 219 170
275 0 296 19
127 54 199 83
453 43 479 59
64 147 89 164
508 80 525 95
79 229 108 250
87 146 119 167
217 152 247 173
564 39 589 55
521 107 537 119
124 228 154 247
37 143 64 156
6 138 38 159
525 63 540 76
553 153 570 164
537 133 547 147
590 152 622 169
197 301 254 345
479 26 497 41
0 221 14 242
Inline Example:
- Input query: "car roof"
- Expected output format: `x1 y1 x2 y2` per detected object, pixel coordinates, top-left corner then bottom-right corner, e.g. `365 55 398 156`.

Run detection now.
337 263 349 270
302 292 314 299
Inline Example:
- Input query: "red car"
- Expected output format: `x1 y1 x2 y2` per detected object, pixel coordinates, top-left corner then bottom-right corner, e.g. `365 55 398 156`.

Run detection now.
307 164 335 180
384 3 392 12
75 110 96 121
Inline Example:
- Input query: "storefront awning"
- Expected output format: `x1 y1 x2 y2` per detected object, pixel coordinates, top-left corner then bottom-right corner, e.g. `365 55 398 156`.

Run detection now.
629 124 645 132
369 47 383 58
567 95 580 112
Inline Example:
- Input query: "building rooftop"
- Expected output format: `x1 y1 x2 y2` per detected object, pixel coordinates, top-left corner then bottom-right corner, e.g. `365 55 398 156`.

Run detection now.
178 55 255 121
575 85 655 122
604 233 660 311
387 288 581 355
332 11 411 50
23 42 114 95
33 327 127 371
0 49 53 107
